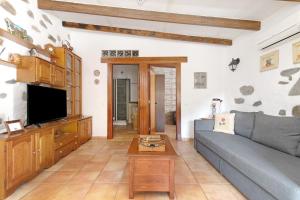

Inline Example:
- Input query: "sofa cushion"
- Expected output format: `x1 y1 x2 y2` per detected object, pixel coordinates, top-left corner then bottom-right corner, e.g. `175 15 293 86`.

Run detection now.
194 119 214 132
195 131 300 200
252 113 300 155
230 110 255 138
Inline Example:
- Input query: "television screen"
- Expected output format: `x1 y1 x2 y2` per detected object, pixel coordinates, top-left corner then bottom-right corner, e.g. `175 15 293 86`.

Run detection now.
27 85 67 125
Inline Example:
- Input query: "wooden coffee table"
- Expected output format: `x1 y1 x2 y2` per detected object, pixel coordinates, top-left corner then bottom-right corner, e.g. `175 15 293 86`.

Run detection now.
128 135 177 199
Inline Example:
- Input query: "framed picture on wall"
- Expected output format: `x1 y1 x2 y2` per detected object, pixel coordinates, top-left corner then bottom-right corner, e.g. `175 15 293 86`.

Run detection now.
194 72 207 89
293 41 300 64
260 50 279 72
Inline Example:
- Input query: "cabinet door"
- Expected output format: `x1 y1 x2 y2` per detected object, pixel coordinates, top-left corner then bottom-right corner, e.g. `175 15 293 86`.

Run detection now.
51 65 65 88
36 129 54 171
86 118 92 140
6 134 35 190
36 59 51 84
66 52 73 71
78 120 86 144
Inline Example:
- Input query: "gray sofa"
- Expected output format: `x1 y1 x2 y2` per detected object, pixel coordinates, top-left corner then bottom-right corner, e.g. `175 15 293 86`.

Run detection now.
194 111 300 200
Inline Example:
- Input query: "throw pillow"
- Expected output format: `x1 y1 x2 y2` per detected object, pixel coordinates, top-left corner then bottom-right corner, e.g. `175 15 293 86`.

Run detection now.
213 113 235 134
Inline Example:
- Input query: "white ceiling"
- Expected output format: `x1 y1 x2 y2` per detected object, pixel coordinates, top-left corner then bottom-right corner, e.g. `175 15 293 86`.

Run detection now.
49 0 295 40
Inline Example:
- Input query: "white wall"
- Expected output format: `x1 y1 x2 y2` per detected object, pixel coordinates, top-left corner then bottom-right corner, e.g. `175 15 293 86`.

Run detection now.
0 0 69 132
69 30 228 138
224 5 300 116
113 65 138 102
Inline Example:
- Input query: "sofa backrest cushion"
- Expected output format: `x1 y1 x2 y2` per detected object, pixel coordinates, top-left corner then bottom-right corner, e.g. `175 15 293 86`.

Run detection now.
230 110 255 138
194 119 215 132
297 144 300 157
252 113 300 156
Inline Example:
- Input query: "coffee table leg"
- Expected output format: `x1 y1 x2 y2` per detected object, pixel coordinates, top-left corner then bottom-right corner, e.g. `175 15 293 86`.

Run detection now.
169 192 175 199
169 159 175 199
129 157 134 199
129 190 134 199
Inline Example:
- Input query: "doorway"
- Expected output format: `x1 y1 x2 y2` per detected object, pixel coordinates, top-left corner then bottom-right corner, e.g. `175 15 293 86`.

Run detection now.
150 66 177 139
103 57 187 139
112 65 139 138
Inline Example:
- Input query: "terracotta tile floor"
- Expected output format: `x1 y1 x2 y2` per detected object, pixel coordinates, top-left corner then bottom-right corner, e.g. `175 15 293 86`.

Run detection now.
5 126 247 200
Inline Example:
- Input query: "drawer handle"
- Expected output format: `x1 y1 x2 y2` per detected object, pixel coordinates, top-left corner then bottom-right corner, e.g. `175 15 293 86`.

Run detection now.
60 143 63 146
59 151 63 154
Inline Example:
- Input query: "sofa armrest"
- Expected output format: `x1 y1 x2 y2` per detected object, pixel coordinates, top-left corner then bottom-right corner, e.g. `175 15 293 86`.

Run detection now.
194 119 215 132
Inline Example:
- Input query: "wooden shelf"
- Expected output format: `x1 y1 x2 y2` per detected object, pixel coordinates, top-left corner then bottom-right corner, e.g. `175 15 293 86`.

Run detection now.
0 59 17 68
0 28 50 57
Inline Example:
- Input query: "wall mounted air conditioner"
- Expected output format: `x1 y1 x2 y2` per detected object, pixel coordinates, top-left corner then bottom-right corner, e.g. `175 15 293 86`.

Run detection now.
257 23 300 50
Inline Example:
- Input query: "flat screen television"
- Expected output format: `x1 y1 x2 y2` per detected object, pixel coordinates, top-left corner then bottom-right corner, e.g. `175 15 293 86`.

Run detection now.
27 85 67 125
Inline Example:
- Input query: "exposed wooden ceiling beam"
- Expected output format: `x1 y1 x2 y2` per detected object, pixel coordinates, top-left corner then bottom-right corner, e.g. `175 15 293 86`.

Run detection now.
38 0 261 31
279 0 300 2
62 21 232 46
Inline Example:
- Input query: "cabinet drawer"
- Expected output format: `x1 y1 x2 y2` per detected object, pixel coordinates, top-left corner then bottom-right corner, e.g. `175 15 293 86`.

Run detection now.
55 133 75 150
54 141 75 162
134 160 170 175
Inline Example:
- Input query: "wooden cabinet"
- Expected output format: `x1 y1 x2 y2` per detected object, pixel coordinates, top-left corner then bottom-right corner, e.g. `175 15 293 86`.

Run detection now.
51 65 65 88
74 56 82 115
17 56 65 88
53 48 82 116
6 134 35 190
0 116 92 199
36 59 51 84
78 117 92 144
18 56 51 84
35 129 54 171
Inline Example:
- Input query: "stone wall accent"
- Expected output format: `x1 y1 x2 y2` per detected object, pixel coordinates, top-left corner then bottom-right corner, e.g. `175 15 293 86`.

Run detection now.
40 20 47 29
279 109 286 116
289 78 300 96
42 14 52 25
278 81 289 85
253 101 262 107
48 34 56 43
0 1 16 16
280 68 300 81
234 98 245 104
240 85 254 96
31 25 40 33
27 10 34 19
5 79 17 84
57 35 61 42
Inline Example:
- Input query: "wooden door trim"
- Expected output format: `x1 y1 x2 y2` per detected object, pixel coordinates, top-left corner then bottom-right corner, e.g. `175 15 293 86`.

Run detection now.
107 63 113 139
150 64 181 140
104 57 186 140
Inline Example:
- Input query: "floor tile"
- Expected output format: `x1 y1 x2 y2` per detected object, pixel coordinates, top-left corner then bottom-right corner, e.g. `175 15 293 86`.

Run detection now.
83 183 118 200
175 184 208 200
5 126 246 200
43 171 76 183
200 184 240 200
70 171 101 183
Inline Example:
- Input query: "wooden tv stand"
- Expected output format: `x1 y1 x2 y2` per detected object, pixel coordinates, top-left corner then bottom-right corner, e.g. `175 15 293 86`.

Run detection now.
0 116 92 200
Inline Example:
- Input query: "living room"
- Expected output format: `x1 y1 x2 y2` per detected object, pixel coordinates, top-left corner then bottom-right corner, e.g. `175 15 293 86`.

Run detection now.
0 0 299 200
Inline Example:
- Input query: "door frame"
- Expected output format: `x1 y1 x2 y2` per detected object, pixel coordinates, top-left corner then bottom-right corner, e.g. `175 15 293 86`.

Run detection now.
102 57 187 140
